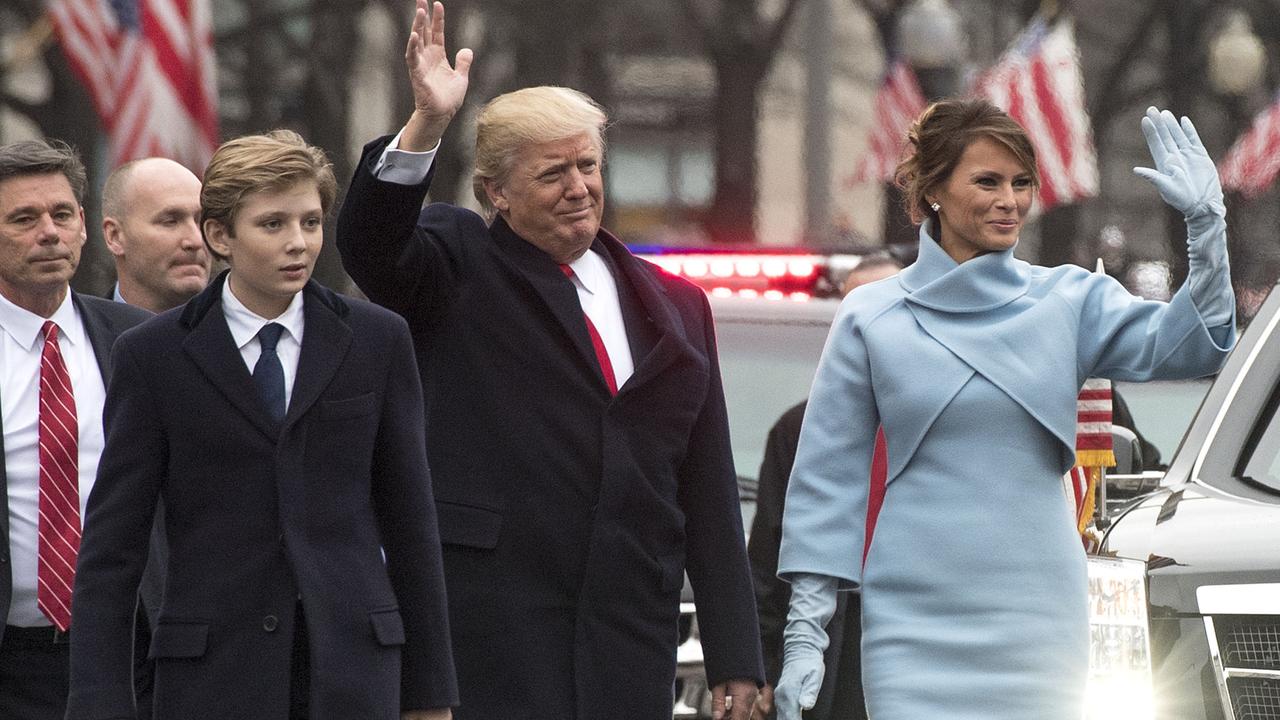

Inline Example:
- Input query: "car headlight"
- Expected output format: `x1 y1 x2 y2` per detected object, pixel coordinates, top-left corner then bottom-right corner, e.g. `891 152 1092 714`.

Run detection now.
1085 557 1155 720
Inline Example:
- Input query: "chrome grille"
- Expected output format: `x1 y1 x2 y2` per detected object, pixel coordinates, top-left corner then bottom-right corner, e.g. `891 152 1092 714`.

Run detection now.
1229 677 1280 719
1222 619 1280 670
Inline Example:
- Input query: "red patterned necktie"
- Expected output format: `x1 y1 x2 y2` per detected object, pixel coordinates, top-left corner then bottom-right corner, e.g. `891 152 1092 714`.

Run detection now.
559 264 618 395
37 320 79 631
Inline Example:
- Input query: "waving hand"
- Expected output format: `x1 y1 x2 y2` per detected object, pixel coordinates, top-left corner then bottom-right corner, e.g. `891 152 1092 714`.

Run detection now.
402 0 473 151
1132 106 1225 219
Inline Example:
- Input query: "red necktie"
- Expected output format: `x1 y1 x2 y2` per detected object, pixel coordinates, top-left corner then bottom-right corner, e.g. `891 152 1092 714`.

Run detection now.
559 264 618 395
37 320 79 631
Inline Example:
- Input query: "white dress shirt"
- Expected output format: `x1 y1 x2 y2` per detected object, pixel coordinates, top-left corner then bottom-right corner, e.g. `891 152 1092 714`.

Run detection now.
374 131 636 389
0 291 106 627
220 282 305 410
560 250 634 387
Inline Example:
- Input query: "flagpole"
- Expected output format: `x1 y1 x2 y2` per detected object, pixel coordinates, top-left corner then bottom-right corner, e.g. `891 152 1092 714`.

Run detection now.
1092 259 1109 532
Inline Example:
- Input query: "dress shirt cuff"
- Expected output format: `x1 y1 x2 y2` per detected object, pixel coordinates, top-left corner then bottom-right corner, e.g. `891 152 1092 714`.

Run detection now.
373 127 440 185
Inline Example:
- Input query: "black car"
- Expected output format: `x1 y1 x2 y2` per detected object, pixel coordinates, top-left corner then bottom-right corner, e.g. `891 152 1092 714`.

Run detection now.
1092 282 1280 720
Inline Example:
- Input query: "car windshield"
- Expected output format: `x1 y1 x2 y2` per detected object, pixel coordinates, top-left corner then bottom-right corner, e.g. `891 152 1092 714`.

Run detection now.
1113 379 1212 467
715 297 840 483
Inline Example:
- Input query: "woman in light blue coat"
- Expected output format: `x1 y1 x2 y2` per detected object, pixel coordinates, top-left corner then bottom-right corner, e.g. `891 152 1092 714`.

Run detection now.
773 100 1235 719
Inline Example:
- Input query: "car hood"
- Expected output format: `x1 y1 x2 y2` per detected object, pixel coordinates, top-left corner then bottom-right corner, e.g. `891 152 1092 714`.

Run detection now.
1104 483 1280 615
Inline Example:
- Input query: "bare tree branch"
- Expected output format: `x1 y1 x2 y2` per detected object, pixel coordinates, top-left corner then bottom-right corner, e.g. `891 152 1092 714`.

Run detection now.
1088 1 1160 124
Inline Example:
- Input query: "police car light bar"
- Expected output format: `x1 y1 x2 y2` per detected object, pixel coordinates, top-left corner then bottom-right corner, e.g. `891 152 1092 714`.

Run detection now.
632 249 827 301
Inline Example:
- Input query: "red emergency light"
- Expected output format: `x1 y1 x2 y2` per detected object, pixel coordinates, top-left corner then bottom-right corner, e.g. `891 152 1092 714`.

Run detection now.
634 250 828 301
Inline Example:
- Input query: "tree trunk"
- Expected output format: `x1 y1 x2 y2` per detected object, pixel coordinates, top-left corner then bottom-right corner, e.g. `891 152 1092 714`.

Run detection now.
706 56 761 244
1162 1 1199 290
1039 205 1081 268
35 47 116 296
305 0 365 293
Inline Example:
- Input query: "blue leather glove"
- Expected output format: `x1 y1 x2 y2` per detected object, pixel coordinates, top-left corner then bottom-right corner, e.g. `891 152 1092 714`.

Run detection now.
1133 107 1233 329
774 573 838 720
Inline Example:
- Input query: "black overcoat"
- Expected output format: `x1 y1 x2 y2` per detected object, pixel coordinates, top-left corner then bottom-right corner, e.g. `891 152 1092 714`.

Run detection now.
336 136 764 719
66 277 457 719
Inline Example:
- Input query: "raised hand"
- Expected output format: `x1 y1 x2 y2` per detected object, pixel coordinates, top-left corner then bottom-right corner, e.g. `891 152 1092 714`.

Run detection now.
1132 107 1225 219
402 0 473 150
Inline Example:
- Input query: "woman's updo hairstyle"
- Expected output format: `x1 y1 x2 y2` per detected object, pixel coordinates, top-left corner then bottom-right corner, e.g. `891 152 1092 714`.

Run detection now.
893 98 1039 225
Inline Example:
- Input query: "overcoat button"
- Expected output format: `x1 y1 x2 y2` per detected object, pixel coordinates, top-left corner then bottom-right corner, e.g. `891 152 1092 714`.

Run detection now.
263 615 279 632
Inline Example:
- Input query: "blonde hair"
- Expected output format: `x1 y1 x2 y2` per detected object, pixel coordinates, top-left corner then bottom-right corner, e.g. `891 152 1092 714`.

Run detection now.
894 98 1039 225
471 86 607 218
200 129 337 258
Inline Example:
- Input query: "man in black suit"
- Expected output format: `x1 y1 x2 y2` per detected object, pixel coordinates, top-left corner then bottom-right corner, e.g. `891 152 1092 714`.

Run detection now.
67 130 456 720
0 139 150 720
335 3 762 719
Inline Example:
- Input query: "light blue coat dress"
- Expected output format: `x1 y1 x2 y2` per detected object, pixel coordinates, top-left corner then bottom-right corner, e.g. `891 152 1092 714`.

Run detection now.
777 227 1235 719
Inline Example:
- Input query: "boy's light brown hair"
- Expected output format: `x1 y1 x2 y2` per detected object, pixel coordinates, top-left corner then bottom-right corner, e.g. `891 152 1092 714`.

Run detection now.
200 129 336 260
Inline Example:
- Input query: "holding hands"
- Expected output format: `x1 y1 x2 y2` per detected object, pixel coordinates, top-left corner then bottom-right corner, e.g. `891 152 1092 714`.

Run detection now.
402 0 473 151
1133 106 1225 220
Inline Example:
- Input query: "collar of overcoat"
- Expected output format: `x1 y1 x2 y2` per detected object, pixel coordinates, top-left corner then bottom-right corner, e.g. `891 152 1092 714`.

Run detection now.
179 270 353 440
487 216 702 398
884 224 1078 478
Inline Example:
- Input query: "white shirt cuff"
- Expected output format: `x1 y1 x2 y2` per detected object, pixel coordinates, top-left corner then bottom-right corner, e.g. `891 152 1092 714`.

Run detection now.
373 127 440 185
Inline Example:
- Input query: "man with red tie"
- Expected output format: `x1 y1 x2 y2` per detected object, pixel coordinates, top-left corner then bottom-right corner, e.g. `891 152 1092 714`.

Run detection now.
0 139 149 720
336 3 762 719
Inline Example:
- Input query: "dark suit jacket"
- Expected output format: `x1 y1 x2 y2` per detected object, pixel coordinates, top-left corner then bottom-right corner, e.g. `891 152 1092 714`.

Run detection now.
748 401 867 720
66 275 457 720
0 293 150 642
336 136 763 719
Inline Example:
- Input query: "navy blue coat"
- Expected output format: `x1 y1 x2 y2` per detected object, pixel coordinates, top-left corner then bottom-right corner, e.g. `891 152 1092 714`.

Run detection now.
336 137 763 719
66 276 457 720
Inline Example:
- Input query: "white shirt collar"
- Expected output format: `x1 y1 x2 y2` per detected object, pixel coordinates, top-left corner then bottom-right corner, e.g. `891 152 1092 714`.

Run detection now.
0 290 82 352
221 280 306 350
563 248 609 296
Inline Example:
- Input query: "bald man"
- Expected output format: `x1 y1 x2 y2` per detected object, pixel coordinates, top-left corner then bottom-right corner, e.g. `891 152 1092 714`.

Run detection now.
102 158 211 313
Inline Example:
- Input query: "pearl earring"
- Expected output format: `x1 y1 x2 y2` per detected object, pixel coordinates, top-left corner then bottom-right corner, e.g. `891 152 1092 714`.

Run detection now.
930 202 941 212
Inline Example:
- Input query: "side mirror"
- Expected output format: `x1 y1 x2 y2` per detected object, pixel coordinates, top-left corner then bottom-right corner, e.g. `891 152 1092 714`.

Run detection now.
1109 426 1143 475
1096 426 1161 530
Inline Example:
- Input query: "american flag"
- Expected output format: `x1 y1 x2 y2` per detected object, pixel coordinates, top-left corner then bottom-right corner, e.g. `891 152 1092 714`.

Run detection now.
1065 377 1114 536
971 17 1098 211
848 60 927 185
1219 93 1280 199
47 0 218 172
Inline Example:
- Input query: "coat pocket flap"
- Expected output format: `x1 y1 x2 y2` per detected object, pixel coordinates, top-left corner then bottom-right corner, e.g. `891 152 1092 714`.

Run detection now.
318 392 376 420
369 608 405 646
148 620 209 659
658 552 686 593
436 500 502 549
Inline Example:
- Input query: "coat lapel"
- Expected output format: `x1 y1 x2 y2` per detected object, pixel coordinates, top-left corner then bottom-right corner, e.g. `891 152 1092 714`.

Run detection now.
283 284 352 427
595 232 700 394
488 217 702 397
489 217 606 389
73 292 117 380
179 274 278 440
896 226 1078 466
